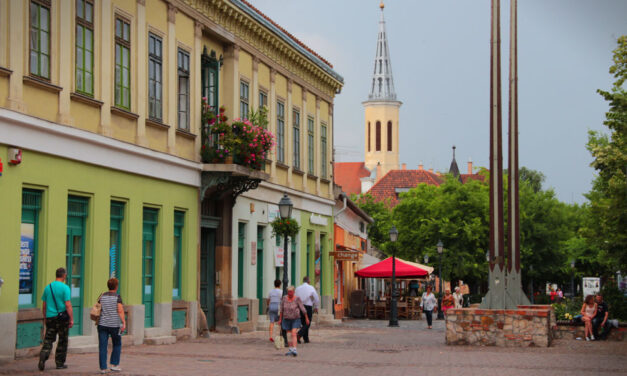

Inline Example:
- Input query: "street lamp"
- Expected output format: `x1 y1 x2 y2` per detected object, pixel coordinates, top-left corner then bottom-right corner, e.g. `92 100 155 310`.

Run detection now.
388 225 399 327
570 259 576 298
278 194 293 297
437 240 444 320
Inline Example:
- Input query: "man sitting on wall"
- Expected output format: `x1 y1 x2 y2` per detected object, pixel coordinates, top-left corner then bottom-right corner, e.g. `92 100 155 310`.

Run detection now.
592 294 611 340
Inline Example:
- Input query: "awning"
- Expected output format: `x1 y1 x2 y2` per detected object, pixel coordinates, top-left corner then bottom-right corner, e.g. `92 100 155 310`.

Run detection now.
355 257 430 278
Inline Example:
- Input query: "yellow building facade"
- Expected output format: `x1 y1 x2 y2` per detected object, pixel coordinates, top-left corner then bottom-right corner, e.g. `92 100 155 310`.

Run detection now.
0 0 342 359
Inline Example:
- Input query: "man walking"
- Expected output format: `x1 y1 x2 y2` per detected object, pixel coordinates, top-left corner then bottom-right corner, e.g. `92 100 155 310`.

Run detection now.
39 267 74 371
295 276 319 344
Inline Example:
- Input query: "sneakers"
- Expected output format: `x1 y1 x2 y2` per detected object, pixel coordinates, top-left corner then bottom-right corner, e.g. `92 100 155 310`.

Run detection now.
586 337 590 341
100 370 108 374
56 364 68 369
284 348 298 357
590 335 595 341
110 366 122 372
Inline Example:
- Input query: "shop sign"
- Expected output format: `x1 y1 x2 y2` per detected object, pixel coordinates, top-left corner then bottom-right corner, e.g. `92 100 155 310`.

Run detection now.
330 250 360 261
310 213 328 226
274 246 284 267
19 223 35 297
268 204 280 222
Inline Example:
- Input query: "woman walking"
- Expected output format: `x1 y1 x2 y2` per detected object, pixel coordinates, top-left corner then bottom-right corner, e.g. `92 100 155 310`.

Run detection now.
267 280 282 342
278 286 309 357
421 285 437 329
97 278 126 373
581 294 597 341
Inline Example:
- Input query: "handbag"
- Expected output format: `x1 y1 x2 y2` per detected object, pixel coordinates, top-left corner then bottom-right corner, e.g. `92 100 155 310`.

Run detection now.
90 293 104 322
48 284 70 322
273 334 284 350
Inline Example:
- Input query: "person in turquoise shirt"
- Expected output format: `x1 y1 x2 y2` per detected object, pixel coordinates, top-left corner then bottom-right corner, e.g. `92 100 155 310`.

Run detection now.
38 267 74 371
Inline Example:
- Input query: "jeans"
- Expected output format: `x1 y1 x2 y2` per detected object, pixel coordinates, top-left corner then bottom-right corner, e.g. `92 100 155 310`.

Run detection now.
40 317 70 367
297 305 313 342
98 325 121 370
592 317 610 339
424 309 433 326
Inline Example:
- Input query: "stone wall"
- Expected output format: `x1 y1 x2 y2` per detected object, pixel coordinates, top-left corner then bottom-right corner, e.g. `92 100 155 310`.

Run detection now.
446 308 552 347
553 321 626 341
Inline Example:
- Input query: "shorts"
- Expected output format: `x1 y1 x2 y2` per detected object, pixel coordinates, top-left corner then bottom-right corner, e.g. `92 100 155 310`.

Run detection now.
281 318 302 331
268 302 280 323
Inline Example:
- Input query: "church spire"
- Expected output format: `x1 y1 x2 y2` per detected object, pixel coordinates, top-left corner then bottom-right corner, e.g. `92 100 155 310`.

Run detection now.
368 1 397 101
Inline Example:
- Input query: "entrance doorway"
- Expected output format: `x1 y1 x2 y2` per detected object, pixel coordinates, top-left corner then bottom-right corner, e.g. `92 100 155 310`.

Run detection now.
66 196 88 336
200 227 216 328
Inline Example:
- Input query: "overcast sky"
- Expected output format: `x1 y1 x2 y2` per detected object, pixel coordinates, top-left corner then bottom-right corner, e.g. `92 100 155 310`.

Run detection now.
252 0 627 204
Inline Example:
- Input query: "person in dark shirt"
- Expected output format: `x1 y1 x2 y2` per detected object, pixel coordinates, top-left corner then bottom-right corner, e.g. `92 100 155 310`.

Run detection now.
592 294 610 340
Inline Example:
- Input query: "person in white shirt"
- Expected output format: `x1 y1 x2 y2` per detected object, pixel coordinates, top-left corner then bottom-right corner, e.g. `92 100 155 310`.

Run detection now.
295 276 319 343
421 285 437 329
452 287 464 309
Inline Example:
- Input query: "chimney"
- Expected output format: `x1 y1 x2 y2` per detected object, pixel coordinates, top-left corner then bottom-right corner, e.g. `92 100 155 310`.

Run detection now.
401 163 407 170
428 168 434 173
467 159 473 174
376 162 382 182
418 162 424 170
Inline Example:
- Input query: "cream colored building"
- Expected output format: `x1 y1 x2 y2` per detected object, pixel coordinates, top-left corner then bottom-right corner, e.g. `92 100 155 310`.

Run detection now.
0 0 342 359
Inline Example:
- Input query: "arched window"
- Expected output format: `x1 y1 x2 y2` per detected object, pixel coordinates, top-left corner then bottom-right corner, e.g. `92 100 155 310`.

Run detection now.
376 121 381 151
378 78 382 94
387 121 393 151
368 122 371 152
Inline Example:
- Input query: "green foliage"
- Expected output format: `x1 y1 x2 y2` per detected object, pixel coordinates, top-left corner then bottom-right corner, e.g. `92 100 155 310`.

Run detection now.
586 35 627 271
270 217 300 239
354 193 392 251
600 281 627 321
552 299 581 320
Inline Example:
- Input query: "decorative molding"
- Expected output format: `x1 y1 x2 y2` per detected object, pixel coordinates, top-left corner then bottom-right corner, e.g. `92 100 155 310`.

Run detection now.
252 56 259 72
70 92 104 108
146 118 170 130
316 97 320 109
167 3 177 24
194 21 203 38
270 68 276 84
111 106 140 120
0 108 201 187
178 0 342 98
0 66 12 77
176 128 197 140
302 89 308 102
23 76 62 93
287 79 292 93
137 0 146 6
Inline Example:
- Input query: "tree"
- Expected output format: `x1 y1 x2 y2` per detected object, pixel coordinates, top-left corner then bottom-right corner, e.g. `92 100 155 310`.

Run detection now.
354 193 392 251
586 35 627 271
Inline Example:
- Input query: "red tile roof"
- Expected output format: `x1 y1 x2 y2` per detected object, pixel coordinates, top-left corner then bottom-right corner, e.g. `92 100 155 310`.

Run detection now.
334 162 372 196
461 173 484 184
368 169 444 207
238 0 334 68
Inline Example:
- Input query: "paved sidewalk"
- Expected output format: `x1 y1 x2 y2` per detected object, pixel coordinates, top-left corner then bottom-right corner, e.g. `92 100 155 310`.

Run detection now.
2 319 626 376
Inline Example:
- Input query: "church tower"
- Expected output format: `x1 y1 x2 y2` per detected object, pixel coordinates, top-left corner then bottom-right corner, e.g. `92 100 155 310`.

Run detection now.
363 1 402 178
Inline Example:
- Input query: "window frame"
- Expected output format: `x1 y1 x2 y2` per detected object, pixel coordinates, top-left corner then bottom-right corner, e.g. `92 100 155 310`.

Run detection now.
240 80 249 119
376 121 381 151
173 211 184 300
75 0 94 95
201 48 220 111
148 33 163 121
387 121 393 151
277 101 285 163
367 121 371 152
321 122 328 178
292 108 301 169
114 16 131 109
19 189 42 309
307 116 315 174
177 48 190 130
29 0 51 79
259 91 268 109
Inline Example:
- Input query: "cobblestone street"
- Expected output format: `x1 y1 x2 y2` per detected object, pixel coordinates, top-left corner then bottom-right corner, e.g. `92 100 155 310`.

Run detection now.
1 320 625 376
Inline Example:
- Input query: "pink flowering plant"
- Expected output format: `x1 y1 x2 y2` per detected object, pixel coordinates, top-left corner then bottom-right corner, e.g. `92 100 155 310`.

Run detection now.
201 98 274 170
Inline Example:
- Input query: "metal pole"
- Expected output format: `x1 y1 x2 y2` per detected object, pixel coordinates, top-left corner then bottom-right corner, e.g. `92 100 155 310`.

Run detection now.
389 247 399 327
437 252 444 320
281 234 290 344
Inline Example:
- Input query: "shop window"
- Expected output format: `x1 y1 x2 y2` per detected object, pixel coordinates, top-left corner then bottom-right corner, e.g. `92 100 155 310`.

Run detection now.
19 189 42 308
238 223 246 298
110 201 124 294
173 211 184 300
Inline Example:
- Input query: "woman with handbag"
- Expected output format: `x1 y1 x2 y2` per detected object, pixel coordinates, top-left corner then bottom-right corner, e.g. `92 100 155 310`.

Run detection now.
421 285 437 329
278 286 309 357
96 278 126 373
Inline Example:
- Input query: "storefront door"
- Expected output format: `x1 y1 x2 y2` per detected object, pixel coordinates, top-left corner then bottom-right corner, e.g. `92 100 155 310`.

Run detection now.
142 208 158 328
66 196 88 337
200 227 216 328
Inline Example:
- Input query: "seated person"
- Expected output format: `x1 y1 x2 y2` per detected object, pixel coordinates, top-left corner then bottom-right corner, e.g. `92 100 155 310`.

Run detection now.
592 294 611 340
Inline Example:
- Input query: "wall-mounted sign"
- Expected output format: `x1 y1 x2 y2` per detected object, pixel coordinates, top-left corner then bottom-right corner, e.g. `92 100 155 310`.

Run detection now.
268 204 280 222
274 246 284 267
310 213 328 226
330 250 360 262
251 241 257 265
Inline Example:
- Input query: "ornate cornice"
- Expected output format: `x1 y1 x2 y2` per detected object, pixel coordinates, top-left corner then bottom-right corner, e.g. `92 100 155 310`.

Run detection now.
179 0 342 98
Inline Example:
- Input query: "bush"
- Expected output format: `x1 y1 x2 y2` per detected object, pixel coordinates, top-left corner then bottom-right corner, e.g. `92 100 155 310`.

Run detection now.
552 298 581 320
600 281 627 321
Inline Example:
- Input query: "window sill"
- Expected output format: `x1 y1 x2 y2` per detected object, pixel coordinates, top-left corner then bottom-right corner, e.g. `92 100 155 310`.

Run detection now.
17 307 44 321
320 177 331 184
176 128 197 140
276 162 289 170
111 106 139 121
23 76 62 93
0 66 12 77
307 173 318 180
70 92 103 108
145 118 170 130
292 168 305 176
